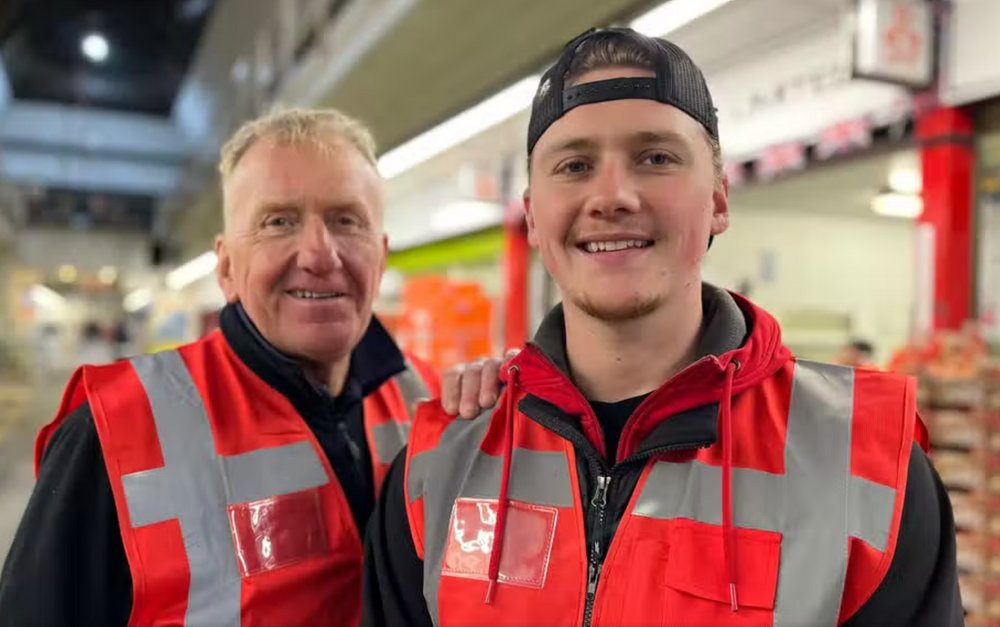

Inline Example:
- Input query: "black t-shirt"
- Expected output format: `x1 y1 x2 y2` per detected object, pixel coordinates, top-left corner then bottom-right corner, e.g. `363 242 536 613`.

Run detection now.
589 394 650 464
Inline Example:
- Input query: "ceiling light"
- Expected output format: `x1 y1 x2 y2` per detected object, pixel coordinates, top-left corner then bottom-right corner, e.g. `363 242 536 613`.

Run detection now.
124 288 153 313
887 168 921 195
374 0 736 181
58 265 77 283
98 266 118 285
389 201 506 249
377 76 540 179
629 0 739 36
81 33 110 63
871 192 922 219
166 251 218 291
30 284 67 311
429 200 505 234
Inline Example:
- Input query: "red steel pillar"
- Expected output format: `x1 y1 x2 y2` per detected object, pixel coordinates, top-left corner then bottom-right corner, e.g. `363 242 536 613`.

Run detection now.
502 202 530 351
917 105 975 330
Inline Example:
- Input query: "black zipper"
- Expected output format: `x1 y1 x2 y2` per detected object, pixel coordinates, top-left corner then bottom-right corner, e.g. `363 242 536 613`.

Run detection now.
336 420 362 462
515 347 729 624
578 440 713 627
523 395 714 627
583 471 611 627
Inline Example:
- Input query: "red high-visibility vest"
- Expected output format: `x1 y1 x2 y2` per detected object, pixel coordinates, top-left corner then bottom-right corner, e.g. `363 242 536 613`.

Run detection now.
405 357 918 627
36 330 436 627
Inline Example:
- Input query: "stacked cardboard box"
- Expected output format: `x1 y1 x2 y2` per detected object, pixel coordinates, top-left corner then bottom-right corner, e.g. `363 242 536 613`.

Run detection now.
922 370 1000 626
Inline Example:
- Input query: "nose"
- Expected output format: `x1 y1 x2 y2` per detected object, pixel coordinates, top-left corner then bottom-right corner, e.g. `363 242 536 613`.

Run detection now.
296 216 343 274
582 159 641 218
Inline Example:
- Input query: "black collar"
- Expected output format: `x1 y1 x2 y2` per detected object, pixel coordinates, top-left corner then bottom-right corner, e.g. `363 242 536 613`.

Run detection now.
531 283 749 377
220 303 406 417
521 284 750 459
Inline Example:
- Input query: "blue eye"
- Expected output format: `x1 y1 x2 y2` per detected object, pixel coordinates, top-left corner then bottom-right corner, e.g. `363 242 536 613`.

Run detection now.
558 159 590 175
641 152 674 166
263 214 296 229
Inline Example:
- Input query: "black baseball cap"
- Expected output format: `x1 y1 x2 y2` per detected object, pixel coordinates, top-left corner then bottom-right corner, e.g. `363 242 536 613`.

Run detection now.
527 27 718 156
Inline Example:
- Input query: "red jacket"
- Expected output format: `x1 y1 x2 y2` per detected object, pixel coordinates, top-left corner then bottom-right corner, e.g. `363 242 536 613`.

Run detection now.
403 291 924 626
35 329 436 627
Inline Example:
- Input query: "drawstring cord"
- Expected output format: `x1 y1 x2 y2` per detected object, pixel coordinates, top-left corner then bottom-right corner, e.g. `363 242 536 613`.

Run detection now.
485 364 519 604
482 359 741 611
720 359 740 612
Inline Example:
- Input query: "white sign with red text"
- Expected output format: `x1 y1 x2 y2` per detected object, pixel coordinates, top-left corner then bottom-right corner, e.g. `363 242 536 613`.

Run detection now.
708 20 911 161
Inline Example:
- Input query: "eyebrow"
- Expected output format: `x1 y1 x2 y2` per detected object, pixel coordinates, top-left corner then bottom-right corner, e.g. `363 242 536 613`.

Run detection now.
252 201 300 218
629 130 689 145
542 137 597 158
540 130 690 160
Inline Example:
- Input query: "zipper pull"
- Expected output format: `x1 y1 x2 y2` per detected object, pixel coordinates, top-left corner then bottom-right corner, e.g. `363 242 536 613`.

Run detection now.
337 421 362 461
591 474 610 508
587 561 602 595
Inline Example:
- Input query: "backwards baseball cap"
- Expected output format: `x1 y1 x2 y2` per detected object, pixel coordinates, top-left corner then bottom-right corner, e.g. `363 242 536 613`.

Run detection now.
527 27 718 156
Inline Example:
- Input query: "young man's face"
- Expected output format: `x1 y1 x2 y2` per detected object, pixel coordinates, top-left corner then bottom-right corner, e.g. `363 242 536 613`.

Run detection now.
216 136 388 368
525 67 729 322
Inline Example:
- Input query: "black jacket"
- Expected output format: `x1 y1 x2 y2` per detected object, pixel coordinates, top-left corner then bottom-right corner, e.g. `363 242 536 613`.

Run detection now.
0 303 406 627
363 289 963 627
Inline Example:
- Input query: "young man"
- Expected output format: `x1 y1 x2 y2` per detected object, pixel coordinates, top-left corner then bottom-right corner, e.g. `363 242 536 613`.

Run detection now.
0 108 500 627
363 28 962 626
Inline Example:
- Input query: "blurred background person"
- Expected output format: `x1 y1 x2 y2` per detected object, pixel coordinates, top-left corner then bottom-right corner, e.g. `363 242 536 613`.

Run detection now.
834 338 877 369
110 318 132 360
34 324 61 375
75 320 114 366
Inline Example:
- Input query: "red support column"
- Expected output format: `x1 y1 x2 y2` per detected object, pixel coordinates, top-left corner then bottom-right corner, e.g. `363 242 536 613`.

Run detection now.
917 105 975 331
502 202 530 351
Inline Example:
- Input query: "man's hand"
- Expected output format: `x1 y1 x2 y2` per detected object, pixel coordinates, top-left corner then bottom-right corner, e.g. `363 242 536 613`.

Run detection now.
441 349 520 419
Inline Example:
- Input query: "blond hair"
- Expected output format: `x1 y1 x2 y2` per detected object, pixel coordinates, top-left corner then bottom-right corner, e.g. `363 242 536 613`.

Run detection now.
219 107 378 180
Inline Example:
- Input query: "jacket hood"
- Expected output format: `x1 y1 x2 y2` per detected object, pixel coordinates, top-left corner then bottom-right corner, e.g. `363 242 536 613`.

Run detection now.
504 284 792 456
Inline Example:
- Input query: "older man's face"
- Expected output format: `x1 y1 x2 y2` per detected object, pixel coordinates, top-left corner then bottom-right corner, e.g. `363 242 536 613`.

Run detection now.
216 136 387 368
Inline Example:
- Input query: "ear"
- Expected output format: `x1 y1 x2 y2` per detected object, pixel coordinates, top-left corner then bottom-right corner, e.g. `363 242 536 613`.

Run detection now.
378 233 389 277
710 174 731 237
523 189 539 248
214 234 239 303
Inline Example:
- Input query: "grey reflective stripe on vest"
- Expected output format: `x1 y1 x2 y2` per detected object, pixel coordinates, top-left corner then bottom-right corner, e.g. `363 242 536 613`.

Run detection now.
396 363 431 415
371 364 430 464
120 351 329 627
407 411 574 625
633 360 897 626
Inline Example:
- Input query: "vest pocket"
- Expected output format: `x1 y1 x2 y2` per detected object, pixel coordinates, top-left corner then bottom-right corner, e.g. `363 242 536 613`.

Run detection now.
661 519 781 626
441 497 559 589
229 487 331 576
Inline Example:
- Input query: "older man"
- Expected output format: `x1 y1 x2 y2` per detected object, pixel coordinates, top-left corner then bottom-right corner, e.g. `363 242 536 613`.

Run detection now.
0 108 502 627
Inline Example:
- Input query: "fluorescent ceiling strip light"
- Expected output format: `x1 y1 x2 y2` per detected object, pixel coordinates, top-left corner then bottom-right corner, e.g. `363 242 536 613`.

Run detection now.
871 192 922 219
378 75 540 179
30 284 66 310
887 168 921 195
124 287 153 312
429 200 504 233
166 251 218 291
629 0 738 36
376 0 737 181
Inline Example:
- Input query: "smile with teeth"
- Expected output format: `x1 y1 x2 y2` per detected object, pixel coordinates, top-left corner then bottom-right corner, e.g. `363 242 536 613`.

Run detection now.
581 239 653 253
288 290 345 300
